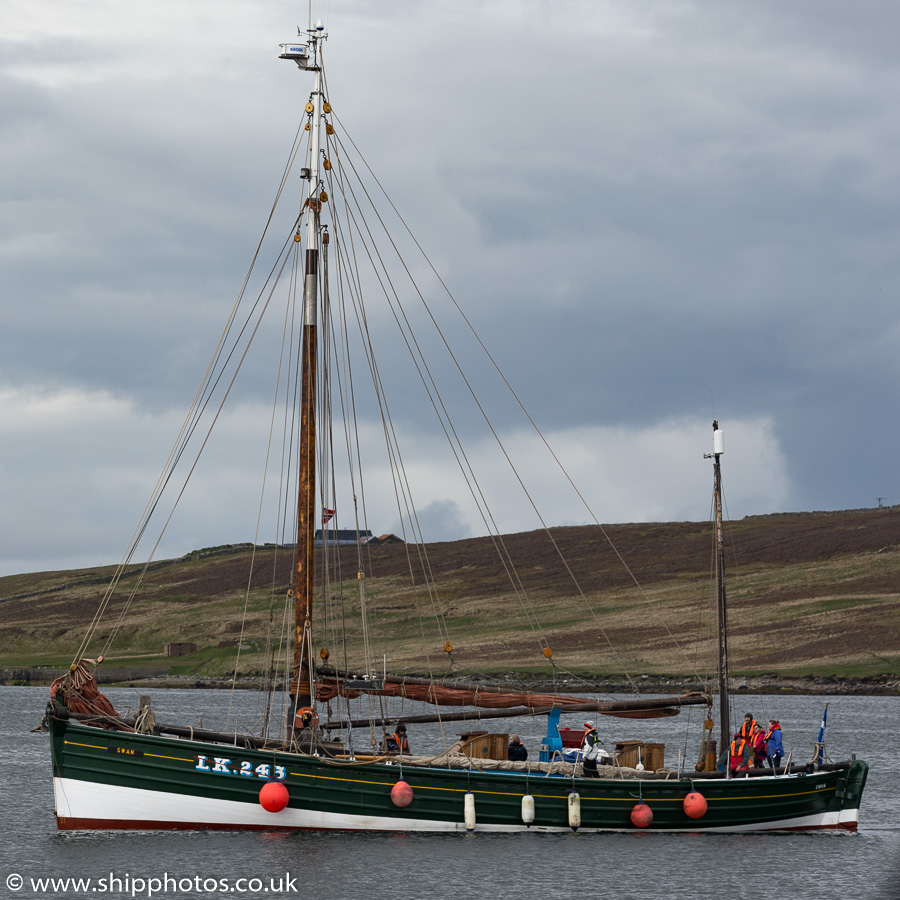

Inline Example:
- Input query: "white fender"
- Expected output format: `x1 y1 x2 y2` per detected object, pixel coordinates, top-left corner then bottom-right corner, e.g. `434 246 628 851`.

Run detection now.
568 791 581 831
464 791 476 831
521 793 535 826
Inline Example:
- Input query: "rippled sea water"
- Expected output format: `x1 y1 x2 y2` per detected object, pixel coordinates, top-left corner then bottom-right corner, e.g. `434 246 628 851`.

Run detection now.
1 686 897 900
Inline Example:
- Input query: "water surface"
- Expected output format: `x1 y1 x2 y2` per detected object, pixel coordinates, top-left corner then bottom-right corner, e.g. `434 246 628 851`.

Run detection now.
1 686 896 899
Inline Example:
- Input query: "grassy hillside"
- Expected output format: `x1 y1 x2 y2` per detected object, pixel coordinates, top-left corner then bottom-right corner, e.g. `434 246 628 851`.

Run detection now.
1 508 899 681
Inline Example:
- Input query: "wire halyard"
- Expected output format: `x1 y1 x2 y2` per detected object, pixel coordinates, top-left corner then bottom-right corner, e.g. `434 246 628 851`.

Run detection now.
318 100 555 675
81 40 702 743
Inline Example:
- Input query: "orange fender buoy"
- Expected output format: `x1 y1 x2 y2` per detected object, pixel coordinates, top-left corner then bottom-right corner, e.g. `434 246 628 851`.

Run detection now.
683 791 708 819
259 780 289 812
391 780 414 808
630 802 653 828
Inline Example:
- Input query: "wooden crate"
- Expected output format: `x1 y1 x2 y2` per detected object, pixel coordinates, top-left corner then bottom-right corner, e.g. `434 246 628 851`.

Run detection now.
614 740 665 770
643 743 665 771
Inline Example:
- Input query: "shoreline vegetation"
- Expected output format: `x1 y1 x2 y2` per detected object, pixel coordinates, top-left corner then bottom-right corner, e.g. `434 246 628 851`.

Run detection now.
2 668 898 696
3 507 899 688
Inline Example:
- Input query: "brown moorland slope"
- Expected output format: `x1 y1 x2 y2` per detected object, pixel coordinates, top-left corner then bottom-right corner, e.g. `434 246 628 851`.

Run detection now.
1 507 899 679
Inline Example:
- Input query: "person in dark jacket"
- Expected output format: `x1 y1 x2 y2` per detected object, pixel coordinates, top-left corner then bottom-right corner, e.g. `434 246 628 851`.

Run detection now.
508 734 528 761
739 712 757 740
385 723 410 754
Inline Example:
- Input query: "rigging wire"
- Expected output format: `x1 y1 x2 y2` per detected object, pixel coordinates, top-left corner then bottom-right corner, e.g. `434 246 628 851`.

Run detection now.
326 106 709 689
721 485 769 729
322 109 639 681
320 102 549 660
73 123 310 664
96 234 302 660
75 59 717 750
228 229 307 734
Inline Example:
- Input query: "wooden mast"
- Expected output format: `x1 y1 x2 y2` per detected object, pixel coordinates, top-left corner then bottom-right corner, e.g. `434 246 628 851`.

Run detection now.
286 24 326 737
706 420 731 768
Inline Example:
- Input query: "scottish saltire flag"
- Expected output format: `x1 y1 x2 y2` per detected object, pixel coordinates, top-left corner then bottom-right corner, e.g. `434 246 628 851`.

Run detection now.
815 704 828 764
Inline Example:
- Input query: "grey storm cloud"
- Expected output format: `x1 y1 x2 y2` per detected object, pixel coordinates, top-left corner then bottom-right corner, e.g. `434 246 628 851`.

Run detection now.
2 0 899 575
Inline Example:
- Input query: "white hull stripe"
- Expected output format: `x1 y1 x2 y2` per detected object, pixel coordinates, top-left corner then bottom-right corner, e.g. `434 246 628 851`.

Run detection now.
53 778 859 833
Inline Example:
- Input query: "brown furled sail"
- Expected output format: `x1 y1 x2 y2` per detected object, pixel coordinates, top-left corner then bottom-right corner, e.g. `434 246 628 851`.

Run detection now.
316 669 708 718
49 661 119 719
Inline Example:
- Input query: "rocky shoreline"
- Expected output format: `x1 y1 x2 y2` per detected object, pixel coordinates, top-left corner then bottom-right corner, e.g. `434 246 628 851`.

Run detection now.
3 667 898 695
457 672 900 696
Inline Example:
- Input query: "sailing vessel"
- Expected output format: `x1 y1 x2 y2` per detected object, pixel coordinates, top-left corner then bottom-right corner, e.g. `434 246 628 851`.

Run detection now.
47 23 867 833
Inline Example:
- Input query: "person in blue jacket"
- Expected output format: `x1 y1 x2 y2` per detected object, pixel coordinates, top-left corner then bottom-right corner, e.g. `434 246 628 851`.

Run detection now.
764 719 784 768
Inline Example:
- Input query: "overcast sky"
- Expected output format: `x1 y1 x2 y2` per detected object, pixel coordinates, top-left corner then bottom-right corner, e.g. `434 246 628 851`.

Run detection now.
2 1 899 576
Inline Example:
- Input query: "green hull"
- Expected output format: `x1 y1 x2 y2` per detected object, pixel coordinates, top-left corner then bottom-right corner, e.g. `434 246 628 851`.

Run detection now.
50 715 867 833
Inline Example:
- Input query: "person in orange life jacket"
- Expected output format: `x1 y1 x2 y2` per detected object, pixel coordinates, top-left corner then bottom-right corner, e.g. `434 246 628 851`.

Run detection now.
764 719 784 768
508 734 528 761
729 734 752 773
739 712 757 740
581 721 602 778
385 723 410 754
718 733 752 774
749 723 767 768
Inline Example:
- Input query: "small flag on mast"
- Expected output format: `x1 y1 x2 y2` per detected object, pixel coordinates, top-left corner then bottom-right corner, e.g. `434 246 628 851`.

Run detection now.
322 509 336 524
814 703 828 765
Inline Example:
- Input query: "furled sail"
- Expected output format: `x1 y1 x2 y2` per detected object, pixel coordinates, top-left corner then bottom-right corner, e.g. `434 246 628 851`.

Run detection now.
316 669 708 719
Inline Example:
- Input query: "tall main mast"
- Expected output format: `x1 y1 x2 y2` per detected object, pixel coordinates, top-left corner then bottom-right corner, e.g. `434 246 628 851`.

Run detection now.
705 421 730 763
281 23 326 736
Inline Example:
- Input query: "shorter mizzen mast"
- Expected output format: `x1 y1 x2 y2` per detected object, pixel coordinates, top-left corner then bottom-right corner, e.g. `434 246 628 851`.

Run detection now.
280 20 327 740
704 421 730 770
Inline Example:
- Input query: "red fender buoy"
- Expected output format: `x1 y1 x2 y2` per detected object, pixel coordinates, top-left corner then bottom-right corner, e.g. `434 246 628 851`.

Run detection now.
259 780 289 813
391 780 414 808
683 791 708 819
630 802 653 828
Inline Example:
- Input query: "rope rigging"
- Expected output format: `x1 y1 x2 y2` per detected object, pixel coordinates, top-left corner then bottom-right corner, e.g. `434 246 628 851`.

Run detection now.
65 53 713 752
